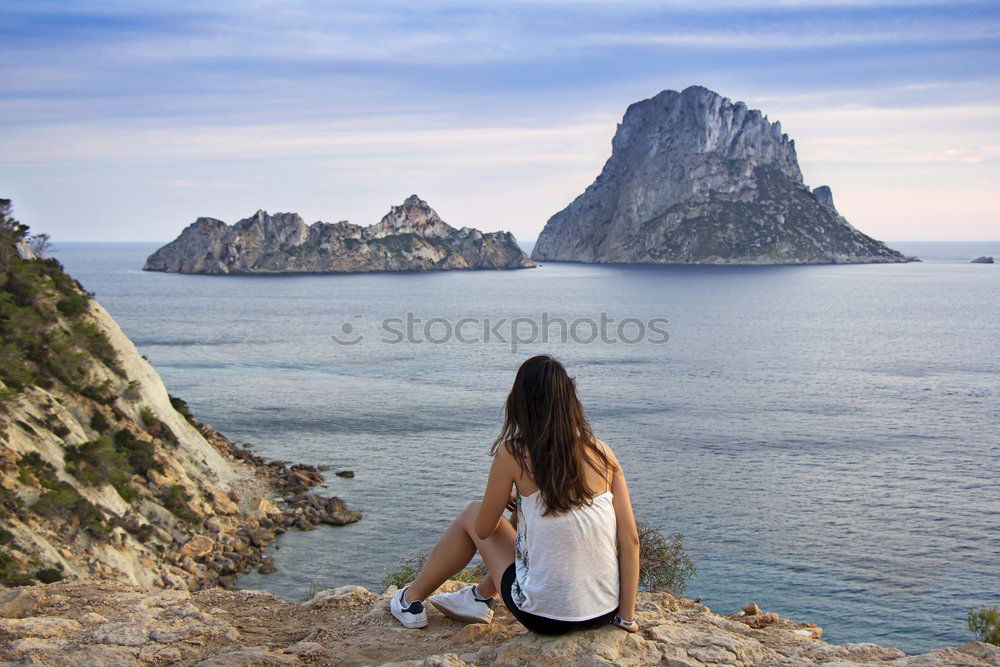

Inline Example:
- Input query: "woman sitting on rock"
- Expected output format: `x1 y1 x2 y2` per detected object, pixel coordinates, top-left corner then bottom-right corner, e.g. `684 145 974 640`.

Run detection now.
390 354 641 635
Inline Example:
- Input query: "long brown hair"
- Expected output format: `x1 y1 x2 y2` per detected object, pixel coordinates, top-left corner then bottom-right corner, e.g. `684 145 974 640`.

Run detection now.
491 355 615 515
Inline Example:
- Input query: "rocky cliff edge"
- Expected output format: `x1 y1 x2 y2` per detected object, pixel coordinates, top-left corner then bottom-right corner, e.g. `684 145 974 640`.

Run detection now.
1 579 996 665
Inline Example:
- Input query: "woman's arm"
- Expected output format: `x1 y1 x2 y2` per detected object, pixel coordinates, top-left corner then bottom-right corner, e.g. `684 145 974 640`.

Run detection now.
609 449 640 631
475 444 517 540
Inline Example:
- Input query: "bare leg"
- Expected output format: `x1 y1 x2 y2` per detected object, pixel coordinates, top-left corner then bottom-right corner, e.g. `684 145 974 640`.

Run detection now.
406 500 515 603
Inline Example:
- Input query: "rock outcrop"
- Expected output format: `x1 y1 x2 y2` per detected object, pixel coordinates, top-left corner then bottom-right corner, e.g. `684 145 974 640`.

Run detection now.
0 209 359 592
532 85 913 265
1 579 996 665
971 256 994 264
144 195 535 274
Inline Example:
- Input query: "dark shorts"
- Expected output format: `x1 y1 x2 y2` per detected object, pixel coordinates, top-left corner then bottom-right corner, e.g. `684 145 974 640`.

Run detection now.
499 563 618 635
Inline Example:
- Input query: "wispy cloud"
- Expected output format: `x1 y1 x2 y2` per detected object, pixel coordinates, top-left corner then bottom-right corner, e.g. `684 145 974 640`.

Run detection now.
582 22 1000 50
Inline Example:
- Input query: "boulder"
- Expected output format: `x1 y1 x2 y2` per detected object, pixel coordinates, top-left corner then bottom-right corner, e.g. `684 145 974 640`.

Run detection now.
0 589 44 619
180 535 215 560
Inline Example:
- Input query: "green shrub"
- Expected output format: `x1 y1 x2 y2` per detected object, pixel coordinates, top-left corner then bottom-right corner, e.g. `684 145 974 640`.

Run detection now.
139 407 177 444
169 394 194 423
31 481 109 538
64 434 151 503
70 322 124 377
113 428 159 476
0 487 22 517
123 379 141 399
0 550 21 579
382 552 488 591
0 342 35 391
637 521 696 596
34 566 63 584
56 294 87 317
64 437 129 486
969 606 1000 646
0 527 13 545
89 411 110 433
163 484 200 524
17 451 57 488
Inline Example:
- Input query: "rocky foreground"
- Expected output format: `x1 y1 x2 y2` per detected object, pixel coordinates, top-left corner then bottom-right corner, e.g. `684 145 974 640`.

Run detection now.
144 195 534 274
1 579 996 666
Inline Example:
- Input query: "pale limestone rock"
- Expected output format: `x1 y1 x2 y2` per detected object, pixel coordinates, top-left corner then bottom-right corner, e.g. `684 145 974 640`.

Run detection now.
195 648 300 665
0 588 44 618
251 496 282 518
492 624 663 666
281 640 325 658
303 584 378 609
180 535 215 560
7 636 65 655
0 615 82 638
14 238 36 260
79 611 109 625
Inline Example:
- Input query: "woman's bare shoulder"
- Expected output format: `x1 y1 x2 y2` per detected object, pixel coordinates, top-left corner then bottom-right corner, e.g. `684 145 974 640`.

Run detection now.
594 438 620 463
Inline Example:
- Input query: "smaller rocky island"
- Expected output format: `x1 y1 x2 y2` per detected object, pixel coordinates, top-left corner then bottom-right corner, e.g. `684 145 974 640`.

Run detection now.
144 195 534 274
971 256 994 264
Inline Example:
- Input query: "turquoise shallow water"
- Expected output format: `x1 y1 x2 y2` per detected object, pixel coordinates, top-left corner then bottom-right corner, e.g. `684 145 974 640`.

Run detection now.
53 241 999 655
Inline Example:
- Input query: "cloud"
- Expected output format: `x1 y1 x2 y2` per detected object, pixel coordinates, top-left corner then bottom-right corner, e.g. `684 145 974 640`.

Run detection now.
581 23 1000 50
155 179 254 191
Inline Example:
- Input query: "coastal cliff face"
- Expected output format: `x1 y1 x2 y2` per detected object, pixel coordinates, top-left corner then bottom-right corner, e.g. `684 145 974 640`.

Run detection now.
532 85 911 265
0 210 359 592
2 579 996 665
144 195 535 274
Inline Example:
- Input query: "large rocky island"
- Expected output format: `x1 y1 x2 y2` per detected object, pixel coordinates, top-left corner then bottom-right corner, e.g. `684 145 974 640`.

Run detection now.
144 195 534 274
532 85 913 265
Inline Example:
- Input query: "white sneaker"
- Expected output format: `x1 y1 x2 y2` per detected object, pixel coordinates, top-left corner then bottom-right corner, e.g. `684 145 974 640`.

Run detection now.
428 585 495 624
389 586 428 629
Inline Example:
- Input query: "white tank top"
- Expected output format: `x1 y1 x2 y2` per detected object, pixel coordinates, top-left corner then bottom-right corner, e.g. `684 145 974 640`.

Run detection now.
509 489 620 621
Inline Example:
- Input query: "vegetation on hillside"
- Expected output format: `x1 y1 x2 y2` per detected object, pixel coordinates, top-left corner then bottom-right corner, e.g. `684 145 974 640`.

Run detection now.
0 198 124 405
0 198 135 585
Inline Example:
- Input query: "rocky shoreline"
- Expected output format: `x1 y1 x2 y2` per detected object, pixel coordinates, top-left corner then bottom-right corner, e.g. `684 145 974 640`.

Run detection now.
146 418 361 591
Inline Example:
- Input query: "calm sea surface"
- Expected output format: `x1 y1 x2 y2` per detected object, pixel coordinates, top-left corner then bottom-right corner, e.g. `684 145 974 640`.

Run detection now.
53 241 999 654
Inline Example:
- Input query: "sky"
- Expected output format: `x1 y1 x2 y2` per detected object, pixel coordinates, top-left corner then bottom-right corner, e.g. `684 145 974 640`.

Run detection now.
1 0 998 242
